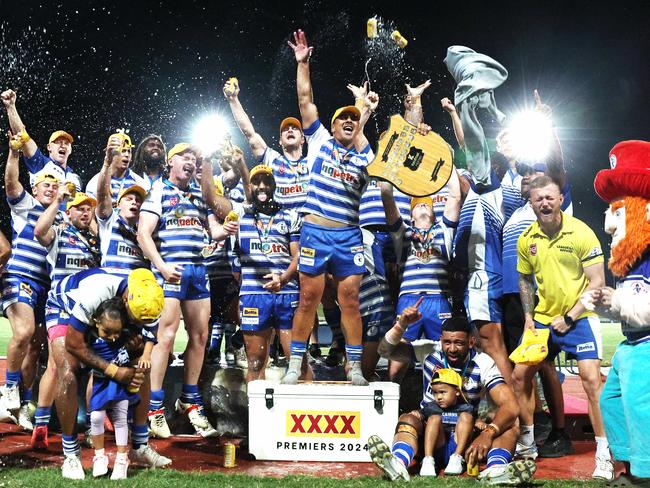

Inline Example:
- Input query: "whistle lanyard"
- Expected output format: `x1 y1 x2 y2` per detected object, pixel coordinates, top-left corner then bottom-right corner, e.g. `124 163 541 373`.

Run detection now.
253 211 276 254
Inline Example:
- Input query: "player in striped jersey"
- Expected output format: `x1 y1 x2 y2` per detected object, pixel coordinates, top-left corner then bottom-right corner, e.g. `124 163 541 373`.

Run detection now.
86 132 150 201
371 315 534 484
282 29 378 386
96 145 148 277
223 78 309 210
203 164 305 382
1 139 60 430
138 143 233 438
1 89 81 190
132 135 167 188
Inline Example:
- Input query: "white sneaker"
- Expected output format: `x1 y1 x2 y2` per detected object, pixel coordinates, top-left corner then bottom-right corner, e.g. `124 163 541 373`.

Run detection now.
148 409 172 438
16 403 34 431
110 455 129 480
347 361 369 386
92 453 109 477
515 441 539 460
3 385 20 411
131 444 172 468
368 435 410 481
419 456 436 477
281 365 300 385
444 453 465 476
478 460 537 485
592 456 614 481
175 400 217 437
61 454 85 480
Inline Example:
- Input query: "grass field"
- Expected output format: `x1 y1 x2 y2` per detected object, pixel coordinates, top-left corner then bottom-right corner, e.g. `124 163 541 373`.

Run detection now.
0 469 609 487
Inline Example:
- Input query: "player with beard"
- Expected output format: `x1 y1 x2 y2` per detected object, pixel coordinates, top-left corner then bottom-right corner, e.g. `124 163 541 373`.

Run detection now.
132 135 167 187
282 29 378 386
1 89 81 190
202 164 306 382
1 135 60 433
86 132 150 200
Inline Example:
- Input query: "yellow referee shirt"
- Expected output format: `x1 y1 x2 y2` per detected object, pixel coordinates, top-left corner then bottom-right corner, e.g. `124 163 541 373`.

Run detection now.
517 212 604 324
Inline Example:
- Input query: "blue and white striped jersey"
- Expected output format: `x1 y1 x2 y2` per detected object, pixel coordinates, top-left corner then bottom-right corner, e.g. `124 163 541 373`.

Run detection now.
24 148 82 190
359 229 392 318
501 168 522 189
140 178 210 266
414 343 505 409
453 171 523 274
260 148 310 210
233 203 301 294
301 120 370 225
85 169 150 202
219 175 246 204
501 183 572 294
359 180 412 228
46 221 101 289
98 210 147 278
393 217 456 296
5 191 50 284
47 267 157 337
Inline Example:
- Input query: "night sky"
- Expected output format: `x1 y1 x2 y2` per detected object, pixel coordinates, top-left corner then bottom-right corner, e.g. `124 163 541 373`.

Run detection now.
2 0 649 280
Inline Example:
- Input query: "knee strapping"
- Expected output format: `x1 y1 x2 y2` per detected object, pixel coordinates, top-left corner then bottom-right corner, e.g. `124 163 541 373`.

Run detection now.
395 421 418 440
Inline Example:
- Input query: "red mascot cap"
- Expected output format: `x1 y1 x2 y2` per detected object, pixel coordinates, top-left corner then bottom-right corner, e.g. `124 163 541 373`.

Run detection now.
594 140 650 203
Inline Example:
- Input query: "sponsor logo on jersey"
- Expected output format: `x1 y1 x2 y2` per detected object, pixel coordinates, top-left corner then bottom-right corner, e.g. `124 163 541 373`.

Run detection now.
19 282 33 296
286 410 360 438
242 307 259 317
166 216 202 228
117 242 142 257
65 256 93 268
576 342 596 353
278 183 308 196
250 241 288 254
321 163 361 186
350 246 364 254
300 247 315 257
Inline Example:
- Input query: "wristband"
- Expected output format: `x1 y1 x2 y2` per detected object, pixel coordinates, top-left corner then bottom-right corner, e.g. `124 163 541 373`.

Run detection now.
104 363 119 379
486 423 500 437
563 314 575 328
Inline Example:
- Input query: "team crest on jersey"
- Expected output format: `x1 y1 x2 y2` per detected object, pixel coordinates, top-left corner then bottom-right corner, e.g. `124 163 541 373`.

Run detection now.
276 221 289 234
68 235 76 245
530 243 537 256
169 196 179 206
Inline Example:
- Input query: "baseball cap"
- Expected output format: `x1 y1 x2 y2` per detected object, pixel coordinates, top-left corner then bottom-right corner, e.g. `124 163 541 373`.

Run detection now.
431 368 467 402
117 184 147 203
410 196 433 211
66 192 97 210
32 171 61 187
126 269 164 322
330 106 361 127
167 142 196 161
280 117 302 133
49 130 73 144
509 328 550 365
249 164 273 183
213 176 224 196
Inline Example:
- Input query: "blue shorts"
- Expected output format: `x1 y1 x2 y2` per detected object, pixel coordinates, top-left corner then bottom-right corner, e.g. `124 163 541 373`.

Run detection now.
363 309 392 342
1 275 48 325
464 270 503 324
239 293 299 332
157 264 210 300
535 315 602 361
44 294 71 337
298 222 366 277
399 294 453 341
209 276 240 323
374 231 397 264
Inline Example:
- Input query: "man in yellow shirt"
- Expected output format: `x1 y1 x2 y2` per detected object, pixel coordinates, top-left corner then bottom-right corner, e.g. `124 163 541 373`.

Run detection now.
511 175 613 481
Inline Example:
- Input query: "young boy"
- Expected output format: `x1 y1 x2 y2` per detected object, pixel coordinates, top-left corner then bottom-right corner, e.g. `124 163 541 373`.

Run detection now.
420 368 474 477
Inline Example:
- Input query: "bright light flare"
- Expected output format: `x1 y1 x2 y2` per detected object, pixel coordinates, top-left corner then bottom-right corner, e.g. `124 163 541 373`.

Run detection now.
191 114 230 156
507 111 553 163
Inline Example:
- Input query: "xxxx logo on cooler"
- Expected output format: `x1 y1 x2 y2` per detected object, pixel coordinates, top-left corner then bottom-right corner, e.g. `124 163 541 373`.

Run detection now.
286 411 360 438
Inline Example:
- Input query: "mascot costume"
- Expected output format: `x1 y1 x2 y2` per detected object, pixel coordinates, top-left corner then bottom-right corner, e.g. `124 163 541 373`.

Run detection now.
584 140 650 484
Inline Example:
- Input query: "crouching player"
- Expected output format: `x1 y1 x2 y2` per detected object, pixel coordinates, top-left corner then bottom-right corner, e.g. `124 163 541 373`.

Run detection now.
369 312 535 485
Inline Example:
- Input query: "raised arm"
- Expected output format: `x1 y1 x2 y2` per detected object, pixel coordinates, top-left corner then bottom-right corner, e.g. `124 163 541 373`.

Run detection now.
534 90 566 189
35 188 70 247
404 80 431 126
223 79 267 159
1 90 38 157
441 97 465 149
354 91 379 152
288 30 318 128
96 144 122 220
200 159 234 220
379 181 401 226
442 167 462 222
5 135 24 199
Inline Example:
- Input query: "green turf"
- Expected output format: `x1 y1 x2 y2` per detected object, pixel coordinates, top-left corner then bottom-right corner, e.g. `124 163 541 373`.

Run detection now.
0 468 609 487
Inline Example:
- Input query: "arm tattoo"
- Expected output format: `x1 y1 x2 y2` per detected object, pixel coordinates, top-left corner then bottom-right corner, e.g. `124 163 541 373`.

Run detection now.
518 273 536 317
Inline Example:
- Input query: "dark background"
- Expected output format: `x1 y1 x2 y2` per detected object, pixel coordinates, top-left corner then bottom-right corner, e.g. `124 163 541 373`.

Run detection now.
1 0 649 279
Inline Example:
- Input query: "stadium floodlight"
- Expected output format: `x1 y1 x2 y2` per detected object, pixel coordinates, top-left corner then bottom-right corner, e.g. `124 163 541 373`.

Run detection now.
506 110 553 163
191 113 230 156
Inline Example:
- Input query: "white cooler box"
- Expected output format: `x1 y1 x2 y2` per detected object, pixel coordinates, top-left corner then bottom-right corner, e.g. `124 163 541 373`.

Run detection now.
248 380 399 462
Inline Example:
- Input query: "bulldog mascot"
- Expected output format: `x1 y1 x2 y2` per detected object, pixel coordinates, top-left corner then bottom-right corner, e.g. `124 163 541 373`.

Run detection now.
583 140 650 485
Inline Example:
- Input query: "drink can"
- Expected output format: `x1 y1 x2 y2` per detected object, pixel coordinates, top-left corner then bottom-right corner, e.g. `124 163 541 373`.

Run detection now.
225 210 239 223
223 442 236 468
391 30 408 48
367 18 378 38
467 463 479 477
126 384 140 393
65 181 77 198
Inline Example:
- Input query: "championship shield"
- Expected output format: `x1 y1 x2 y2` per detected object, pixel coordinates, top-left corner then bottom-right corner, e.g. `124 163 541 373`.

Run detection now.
367 115 454 196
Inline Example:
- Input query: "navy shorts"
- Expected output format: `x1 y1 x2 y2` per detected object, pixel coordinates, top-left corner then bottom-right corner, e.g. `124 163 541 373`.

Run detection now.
239 293 299 332
1 274 47 325
535 315 602 361
298 222 366 277
399 294 453 341
158 263 210 300
363 309 393 342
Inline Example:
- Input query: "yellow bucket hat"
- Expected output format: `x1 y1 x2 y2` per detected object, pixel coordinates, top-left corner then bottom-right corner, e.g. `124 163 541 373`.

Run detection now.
509 329 551 365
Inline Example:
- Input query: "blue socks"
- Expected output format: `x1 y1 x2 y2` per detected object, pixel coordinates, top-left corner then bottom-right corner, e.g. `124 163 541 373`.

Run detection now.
149 389 165 411
486 447 512 468
34 406 51 427
209 322 223 350
392 441 415 468
345 345 363 362
5 370 20 388
131 423 149 450
62 434 80 456
180 384 202 406
290 340 307 358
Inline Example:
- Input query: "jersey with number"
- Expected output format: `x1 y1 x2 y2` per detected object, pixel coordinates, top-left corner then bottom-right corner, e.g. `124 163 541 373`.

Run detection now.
97 210 147 277
140 178 210 266
85 169 150 202
359 229 392 318
301 120 370 225
359 180 414 228
24 148 82 190
5 191 51 284
233 203 302 294
46 221 101 289
454 171 523 274
414 342 505 409
393 216 456 296
260 148 310 209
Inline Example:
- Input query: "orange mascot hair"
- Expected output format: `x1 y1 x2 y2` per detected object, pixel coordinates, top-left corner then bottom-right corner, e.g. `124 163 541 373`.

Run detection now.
609 196 650 277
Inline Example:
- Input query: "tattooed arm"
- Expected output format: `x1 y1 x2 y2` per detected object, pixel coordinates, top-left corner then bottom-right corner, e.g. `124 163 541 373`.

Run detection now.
518 272 537 331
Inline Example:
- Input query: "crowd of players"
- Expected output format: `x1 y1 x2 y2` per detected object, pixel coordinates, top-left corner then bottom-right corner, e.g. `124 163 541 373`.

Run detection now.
0 29 616 484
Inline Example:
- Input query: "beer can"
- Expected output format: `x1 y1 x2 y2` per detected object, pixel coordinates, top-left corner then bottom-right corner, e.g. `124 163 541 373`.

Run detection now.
65 181 77 198
225 210 239 223
391 30 408 49
467 463 479 477
366 18 378 38
223 442 236 468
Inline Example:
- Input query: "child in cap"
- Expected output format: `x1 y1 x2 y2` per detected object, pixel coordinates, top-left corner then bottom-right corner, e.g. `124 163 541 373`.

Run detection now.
88 297 155 480
420 368 474 477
